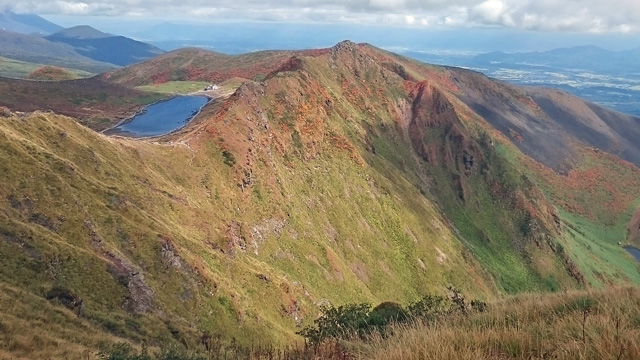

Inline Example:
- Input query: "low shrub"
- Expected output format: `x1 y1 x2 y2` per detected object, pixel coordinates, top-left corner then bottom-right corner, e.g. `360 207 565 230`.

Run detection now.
298 289 487 344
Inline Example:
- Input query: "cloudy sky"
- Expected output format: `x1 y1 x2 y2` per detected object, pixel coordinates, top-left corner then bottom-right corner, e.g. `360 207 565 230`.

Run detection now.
2 0 640 33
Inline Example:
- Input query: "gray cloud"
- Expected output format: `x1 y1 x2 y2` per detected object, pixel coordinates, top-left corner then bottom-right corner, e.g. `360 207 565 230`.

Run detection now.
1 0 639 32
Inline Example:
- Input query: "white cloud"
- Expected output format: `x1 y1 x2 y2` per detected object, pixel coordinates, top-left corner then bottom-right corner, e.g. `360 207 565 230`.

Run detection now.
618 24 632 33
471 0 507 23
369 0 406 11
1 0 639 33
56 1 89 14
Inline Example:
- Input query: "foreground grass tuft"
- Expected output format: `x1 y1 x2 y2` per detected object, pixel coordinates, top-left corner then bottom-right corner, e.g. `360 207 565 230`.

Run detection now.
353 287 640 359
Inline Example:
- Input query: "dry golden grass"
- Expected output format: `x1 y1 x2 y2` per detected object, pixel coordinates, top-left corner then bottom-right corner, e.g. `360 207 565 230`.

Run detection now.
0 283 134 360
353 287 640 360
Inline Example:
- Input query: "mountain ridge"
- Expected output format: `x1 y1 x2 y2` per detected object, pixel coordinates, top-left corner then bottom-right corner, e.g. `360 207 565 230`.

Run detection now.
102 47 319 86
0 11 62 35
448 67 640 171
0 24 165 74
0 29 118 73
472 45 640 72
48 25 112 39
46 25 165 66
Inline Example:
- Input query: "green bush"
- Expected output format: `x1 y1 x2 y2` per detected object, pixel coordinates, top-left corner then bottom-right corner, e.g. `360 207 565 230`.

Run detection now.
471 299 488 313
368 302 408 328
298 290 488 345
297 303 371 344
221 150 236 167
408 294 451 320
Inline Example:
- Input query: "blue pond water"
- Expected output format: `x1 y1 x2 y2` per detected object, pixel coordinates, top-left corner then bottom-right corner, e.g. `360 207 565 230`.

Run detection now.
625 246 640 263
108 95 208 137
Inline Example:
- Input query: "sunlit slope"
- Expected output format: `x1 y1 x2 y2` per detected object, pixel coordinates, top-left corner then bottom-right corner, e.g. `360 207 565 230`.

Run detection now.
0 106 488 356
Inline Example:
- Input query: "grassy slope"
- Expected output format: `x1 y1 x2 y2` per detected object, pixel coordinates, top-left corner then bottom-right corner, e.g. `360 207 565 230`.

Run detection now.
355 45 580 293
0 56 93 79
372 47 640 291
0 283 124 360
135 81 211 94
0 101 488 357
135 78 247 95
355 287 640 360
492 132 640 288
0 110 279 354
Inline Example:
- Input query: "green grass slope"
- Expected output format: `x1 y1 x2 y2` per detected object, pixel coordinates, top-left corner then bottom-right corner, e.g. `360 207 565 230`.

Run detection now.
355 44 640 291
0 56 93 79
0 104 489 357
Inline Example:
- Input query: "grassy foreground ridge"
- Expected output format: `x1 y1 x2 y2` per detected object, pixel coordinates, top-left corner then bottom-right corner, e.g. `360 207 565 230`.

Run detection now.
354 287 640 360
6 286 636 359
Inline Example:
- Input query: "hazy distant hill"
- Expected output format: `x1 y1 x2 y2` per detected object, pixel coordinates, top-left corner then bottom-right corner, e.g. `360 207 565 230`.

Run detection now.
0 11 62 35
0 30 117 73
0 24 166 74
411 45 640 117
46 25 166 66
450 67 640 170
48 24 112 39
472 45 640 74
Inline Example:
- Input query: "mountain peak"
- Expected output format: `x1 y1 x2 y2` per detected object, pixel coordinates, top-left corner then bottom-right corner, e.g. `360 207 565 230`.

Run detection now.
331 40 358 53
49 25 111 39
0 11 62 35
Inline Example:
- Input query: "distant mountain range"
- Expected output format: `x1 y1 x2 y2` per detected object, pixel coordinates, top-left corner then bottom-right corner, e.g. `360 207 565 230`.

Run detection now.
0 30 117 73
0 11 62 35
46 25 165 66
48 24 112 39
0 12 165 74
402 45 640 116
472 45 640 74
